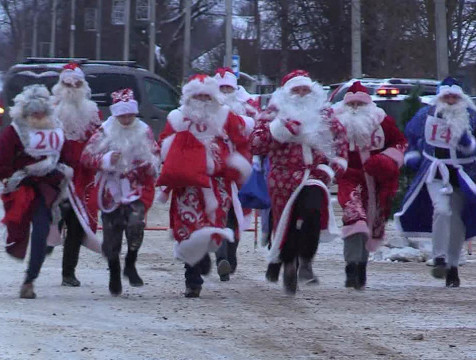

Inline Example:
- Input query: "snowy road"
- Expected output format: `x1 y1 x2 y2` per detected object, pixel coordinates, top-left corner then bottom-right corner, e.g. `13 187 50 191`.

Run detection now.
0 204 476 360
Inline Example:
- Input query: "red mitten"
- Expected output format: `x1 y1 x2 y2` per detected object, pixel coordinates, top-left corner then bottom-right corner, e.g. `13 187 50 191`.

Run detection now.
364 154 398 181
283 119 301 136
378 177 399 219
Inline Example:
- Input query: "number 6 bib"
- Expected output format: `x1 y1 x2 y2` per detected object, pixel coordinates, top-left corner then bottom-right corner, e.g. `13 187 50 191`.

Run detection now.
27 129 65 156
425 115 452 149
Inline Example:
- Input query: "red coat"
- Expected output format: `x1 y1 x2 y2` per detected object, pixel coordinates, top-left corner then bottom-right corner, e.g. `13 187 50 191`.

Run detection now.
157 106 252 266
61 125 101 251
81 118 159 213
336 115 407 250
0 124 70 259
250 107 348 263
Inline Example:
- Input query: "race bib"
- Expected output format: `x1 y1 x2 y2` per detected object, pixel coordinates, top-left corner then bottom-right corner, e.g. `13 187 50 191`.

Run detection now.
425 115 452 149
27 129 65 156
369 126 385 151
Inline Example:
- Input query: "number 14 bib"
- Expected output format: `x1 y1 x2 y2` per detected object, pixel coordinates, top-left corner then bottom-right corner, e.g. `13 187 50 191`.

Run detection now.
425 115 453 149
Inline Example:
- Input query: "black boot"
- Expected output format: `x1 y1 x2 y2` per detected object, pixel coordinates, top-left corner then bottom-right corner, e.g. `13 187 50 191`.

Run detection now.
124 251 144 287
62 274 81 287
431 257 447 279
265 262 281 283
283 259 298 295
446 267 460 288
217 259 231 282
355 262 367 290
345 262 357 288
108 258 122 296
228 241 238 274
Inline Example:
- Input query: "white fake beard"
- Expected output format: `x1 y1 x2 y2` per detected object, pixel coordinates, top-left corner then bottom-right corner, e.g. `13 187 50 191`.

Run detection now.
222 93 247 116
183 98 222 133
436 100 471 146
336 103 383 149
100 119 157 173
274 90 335 157
52 83 100 140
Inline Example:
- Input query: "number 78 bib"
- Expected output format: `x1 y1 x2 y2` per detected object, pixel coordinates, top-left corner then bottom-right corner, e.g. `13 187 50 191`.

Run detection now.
425 115 452 149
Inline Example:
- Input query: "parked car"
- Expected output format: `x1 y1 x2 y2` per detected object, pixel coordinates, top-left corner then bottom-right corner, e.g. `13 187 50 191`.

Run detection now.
328 78 439 127
2 58 180 136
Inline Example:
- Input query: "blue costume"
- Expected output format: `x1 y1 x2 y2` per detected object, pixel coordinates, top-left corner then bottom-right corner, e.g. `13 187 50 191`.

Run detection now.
395 77 476 287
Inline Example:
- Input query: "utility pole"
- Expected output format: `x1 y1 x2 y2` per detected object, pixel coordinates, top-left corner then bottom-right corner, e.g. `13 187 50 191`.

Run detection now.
149 0 156 72
434 0 449 79
351 0 362 78
50 0 57 57
96 0 103 59
224 0 233 67
253 0 261 76
123 0 131 61
183 0 191 82
69 0 76 58
32 0 38 56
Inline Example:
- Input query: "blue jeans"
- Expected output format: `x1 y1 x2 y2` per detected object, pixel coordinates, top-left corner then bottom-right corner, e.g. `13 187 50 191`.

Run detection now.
25 196 51 284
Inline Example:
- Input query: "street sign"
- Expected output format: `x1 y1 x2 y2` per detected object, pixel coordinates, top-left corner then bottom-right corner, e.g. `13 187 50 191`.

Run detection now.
231 54 240 79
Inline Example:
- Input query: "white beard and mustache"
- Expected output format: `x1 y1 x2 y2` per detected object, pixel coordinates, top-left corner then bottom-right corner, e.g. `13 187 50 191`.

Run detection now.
435 99 471 146
335 103 385 150
222 92 247 116
182 98 223 134
97 118 158 174
270 88 336 157
52 83 100 141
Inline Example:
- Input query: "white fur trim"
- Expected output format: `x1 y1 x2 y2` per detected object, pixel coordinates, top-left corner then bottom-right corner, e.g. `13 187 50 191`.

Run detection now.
267 173 340 263
283 76 313 91
56 163 74 179
242 115 255 136
458 134 476 155
331 156 348 172
101 151 116 171
382 147 404 167
60 68 85 84
227 152 252 183
437 85 464 99
269 118 293 143
182 76 224 104
316 164 335 181
214 72 238 89
404 151 421 164
173 227 234 266
236 86 252 102
202 184 219 221
160 133 175 161
231 181 246 233
110 100 139 116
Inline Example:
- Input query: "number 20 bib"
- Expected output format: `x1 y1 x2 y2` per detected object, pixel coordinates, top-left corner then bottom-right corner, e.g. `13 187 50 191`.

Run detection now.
26 128 65 157
425 115 452 149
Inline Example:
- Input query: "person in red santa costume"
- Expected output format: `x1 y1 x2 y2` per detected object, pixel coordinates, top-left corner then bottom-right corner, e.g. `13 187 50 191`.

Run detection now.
333 81 407 289
212 67 257 281
250 70 348 295
157 74 251 298
0 85 73 299
51 63 102 287
81 89 159 296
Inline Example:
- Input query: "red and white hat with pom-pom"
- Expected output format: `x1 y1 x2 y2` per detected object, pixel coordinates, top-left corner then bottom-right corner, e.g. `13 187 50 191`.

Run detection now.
181 74 224 103
214 67 238 89
60 62 85 85
281 70 313 91
110 88 139 117
343 81 372 104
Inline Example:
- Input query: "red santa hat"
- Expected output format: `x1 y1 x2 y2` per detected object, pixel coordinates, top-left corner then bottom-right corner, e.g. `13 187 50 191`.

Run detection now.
181 74 224 103
281 70 313 91
110 88 139 117
343 81 372 104
214 67 238 89
59 62 85 85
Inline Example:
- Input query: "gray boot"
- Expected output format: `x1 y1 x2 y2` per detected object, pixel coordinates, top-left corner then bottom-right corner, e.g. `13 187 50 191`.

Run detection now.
298 257 318 285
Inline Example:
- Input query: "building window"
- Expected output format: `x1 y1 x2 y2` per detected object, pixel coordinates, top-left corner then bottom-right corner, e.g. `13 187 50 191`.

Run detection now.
136 0 149 21
84 8 97 31
111 0 126 25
